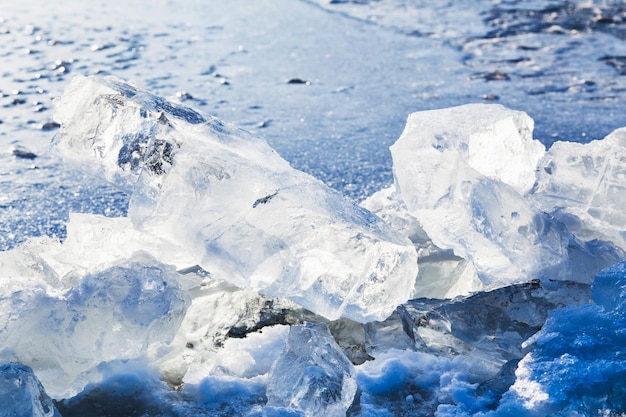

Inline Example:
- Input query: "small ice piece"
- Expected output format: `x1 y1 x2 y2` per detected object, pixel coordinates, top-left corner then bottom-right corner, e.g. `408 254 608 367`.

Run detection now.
533 127 626 251
0 363 60 417
266 323 356 417
389 104 585 286
53 75 418 323
0 252 189 399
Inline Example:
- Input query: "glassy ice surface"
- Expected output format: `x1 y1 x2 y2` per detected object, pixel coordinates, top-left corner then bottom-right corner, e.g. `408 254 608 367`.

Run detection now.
0 363 61 417
2 0 626 416
53 75 417 323
533 127 626 250
266 323 356 417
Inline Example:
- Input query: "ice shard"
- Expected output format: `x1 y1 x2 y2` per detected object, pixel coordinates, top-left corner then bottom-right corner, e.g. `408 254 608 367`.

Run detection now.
388 103 613 287
52 75 418 323
266 323 356 417
533 127 626 251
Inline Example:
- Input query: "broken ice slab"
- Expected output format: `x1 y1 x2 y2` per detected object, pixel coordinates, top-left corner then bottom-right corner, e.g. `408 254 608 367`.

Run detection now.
533 127 626 251
52 75 418 323
266 323 356 417
388 103 617 287
0 252 189 399
362 185 483 299
0 363 61 417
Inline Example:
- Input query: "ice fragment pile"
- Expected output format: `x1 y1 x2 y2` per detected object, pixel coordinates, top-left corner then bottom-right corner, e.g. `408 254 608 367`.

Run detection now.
4 73 626 416
366 103 623 297
52 75 418 323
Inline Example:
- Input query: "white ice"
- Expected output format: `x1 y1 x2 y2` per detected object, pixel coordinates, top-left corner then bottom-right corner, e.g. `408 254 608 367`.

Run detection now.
52 75 418 323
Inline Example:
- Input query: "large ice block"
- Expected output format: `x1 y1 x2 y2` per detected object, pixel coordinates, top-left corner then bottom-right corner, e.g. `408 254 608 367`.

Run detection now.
533 127 626 251
389 104 599 286
52 75 418 323
266 323 356 417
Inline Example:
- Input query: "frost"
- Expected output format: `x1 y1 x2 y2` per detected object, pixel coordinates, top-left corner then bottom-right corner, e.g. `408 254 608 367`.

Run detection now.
52 75 418 323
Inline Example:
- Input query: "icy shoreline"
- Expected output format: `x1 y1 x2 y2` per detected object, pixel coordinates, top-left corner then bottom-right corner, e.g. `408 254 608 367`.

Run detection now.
3 76 626 416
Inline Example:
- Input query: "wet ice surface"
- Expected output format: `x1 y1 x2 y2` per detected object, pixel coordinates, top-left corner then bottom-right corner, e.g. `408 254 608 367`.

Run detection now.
3 0 626 416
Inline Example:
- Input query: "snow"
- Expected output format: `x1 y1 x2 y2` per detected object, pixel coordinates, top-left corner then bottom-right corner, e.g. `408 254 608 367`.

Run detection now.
52 75 418 324
485 262 626 416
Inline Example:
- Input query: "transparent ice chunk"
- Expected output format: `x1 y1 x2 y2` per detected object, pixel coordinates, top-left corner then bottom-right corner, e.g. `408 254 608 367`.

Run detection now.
266 323 356 417
0 252 189 399
533 127 626 251
388 103 611 287
53 75 418 323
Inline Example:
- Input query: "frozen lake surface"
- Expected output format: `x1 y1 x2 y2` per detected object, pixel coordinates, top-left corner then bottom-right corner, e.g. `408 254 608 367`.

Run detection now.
2 1 626 416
